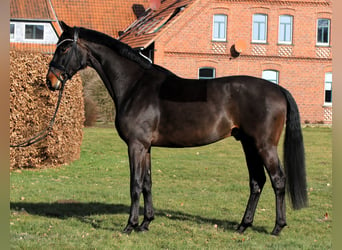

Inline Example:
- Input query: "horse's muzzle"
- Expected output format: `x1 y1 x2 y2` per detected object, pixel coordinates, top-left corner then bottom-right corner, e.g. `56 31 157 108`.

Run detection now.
46 71 62 91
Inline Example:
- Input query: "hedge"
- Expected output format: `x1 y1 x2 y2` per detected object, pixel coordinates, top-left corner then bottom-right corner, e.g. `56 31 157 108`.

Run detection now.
10 50 85 169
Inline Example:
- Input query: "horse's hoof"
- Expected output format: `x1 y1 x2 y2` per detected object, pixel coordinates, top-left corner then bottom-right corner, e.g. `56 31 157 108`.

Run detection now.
271 223 286 236
136 226 149 233
122 228 133 235
136 219 152 233
236 222 251 234
122 225 135 235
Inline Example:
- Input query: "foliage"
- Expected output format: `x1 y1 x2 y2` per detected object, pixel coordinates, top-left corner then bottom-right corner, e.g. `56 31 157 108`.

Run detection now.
10 50 84 169
10 127 332 249
83 96 98 127
80 68 115 126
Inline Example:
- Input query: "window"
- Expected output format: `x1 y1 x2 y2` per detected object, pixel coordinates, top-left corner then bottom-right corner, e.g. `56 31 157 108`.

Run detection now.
199 67 215 79
279 15 293 44
317 19 330 46
262 70 279 84
10 23 15 39
213 14 227 41
324 72 332 104
25 24 44 40
252 14 267 43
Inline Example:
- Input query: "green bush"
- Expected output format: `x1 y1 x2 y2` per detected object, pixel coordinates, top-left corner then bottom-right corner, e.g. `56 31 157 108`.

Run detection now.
81 68 115 126
83 96 98 127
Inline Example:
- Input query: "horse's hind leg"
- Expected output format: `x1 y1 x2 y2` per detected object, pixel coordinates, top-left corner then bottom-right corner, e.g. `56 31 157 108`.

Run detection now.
237 137 266 233
258 144 287 235
137 147 155 232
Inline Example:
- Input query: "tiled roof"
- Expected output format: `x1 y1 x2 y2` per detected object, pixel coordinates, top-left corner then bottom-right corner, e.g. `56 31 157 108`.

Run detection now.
11 0 55 20
51 0 150 37
119 0 195 49
10 43 57 54
10 0 150 38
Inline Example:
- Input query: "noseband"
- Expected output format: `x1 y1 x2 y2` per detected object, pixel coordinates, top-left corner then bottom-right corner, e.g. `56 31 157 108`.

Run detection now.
49 27 84 86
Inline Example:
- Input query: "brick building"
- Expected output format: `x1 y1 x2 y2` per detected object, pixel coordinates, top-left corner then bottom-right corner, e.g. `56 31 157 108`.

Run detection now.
120 0 333 124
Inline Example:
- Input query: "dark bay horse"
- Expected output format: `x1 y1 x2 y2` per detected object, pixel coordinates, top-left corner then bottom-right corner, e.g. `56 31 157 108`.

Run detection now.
46 21 308 236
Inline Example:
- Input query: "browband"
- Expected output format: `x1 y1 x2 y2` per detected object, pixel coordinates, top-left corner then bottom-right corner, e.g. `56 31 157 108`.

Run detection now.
56 26 79 48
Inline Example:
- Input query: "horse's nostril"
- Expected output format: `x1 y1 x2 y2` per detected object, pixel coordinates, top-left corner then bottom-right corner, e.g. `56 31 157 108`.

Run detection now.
46 78 55 91
46 78 51 87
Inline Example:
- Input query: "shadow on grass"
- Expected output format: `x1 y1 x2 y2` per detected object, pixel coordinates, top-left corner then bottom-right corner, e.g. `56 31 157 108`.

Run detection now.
10 201 269 234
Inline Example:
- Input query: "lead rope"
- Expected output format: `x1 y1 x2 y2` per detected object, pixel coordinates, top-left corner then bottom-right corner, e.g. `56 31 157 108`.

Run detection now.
10 82 65 148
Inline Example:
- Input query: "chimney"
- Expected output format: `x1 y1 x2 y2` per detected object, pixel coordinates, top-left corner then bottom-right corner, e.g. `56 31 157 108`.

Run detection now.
132 4 146 18
149 0 161 11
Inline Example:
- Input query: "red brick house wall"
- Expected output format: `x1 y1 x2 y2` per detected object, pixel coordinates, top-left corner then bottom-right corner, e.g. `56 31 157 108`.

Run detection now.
150 0 332 124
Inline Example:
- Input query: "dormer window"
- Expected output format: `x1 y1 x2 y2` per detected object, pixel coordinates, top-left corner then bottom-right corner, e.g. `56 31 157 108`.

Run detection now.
10 23 15 39
25 24 44 40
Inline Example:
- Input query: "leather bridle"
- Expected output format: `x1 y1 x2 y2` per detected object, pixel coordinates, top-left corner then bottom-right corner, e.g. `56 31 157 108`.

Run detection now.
48 27 84 87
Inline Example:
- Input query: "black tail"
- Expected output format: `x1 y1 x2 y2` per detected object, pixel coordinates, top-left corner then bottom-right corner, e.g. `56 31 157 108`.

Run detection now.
280 87 308 210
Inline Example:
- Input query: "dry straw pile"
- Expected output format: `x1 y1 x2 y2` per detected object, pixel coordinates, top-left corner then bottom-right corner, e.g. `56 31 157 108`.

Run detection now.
10 50 85 170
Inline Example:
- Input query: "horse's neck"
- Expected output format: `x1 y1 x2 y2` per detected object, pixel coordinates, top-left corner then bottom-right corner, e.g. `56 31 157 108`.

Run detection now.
87 43 145 108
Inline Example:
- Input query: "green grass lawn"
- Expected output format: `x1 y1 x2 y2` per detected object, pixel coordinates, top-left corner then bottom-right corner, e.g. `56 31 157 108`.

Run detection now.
10 127 332 249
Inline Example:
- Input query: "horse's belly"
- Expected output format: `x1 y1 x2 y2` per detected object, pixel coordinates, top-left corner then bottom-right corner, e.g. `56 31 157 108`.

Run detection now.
153 111 232 147
153 131 228 148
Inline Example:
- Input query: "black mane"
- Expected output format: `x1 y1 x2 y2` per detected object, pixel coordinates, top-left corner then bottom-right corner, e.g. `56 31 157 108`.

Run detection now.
78 27 152 69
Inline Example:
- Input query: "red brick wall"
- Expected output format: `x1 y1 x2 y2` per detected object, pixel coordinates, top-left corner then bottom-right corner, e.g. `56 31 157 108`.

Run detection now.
154 0 332 124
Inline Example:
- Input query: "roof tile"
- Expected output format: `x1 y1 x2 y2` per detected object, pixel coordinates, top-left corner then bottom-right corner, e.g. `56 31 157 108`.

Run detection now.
11 0 54 20
10 42 57 54
51 0 150 37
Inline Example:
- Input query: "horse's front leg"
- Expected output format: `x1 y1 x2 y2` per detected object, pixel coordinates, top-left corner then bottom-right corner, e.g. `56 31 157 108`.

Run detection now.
123 141 149 234
137 147 155 232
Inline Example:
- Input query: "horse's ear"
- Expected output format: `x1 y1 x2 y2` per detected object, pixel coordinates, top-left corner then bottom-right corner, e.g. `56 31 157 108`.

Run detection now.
59 21 70 32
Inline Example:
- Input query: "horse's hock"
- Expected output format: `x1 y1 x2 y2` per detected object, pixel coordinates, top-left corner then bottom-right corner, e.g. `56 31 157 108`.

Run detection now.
10 50 85 169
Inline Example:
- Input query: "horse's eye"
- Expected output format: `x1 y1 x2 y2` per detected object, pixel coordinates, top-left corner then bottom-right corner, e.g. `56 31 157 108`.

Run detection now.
60 47 70 53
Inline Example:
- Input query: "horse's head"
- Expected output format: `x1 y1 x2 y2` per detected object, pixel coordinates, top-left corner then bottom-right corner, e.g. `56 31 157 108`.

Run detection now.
46 21 88 91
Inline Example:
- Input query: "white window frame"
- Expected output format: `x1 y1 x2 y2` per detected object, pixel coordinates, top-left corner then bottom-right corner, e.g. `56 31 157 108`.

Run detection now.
278 15 293 44
252 14 267 43
213 14 227 42
324 72 332 105
199 67 216 79
262 70 279 84
317 18 330 46
24 24 45 41
10 23 15 40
